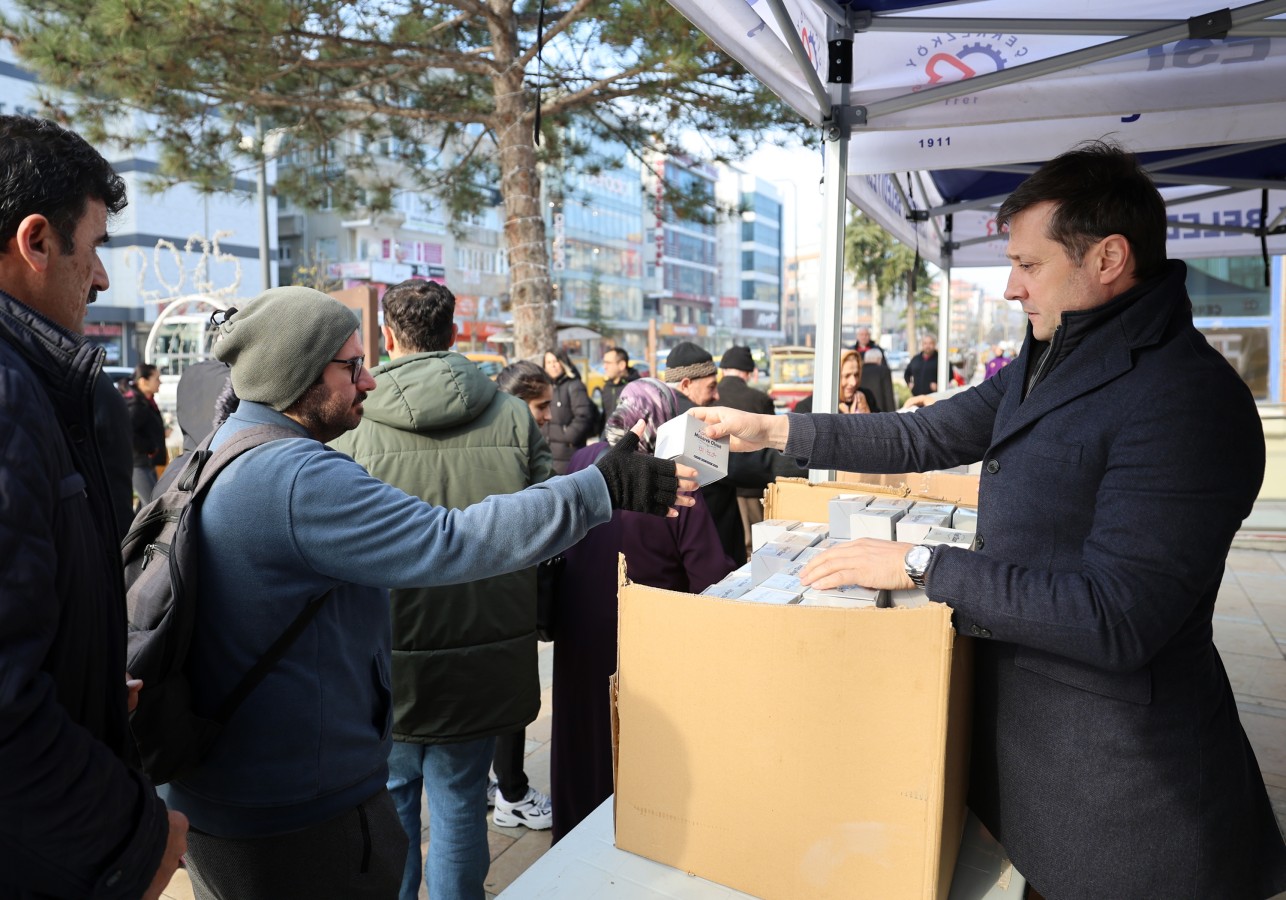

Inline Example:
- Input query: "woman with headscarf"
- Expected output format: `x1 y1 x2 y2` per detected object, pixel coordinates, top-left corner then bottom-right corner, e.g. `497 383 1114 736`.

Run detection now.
793 348 879 414
550 378 732 841
540 348 595 474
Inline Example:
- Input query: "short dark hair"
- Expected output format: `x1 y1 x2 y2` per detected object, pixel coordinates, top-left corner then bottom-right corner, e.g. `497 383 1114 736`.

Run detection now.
996 140 1167 281
605 346 629 366
132 362 158 385
0 116 127 254
381 280 455 353
496 360 553 403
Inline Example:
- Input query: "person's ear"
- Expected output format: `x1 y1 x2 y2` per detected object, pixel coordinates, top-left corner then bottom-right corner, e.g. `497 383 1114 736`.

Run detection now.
449 323 458 347
11 214 56 273
1096 234 1132 285
382 324 397 354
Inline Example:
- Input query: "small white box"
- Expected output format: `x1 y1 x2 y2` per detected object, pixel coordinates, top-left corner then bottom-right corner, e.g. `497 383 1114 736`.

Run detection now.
654 413 729 487
813 538 847 551
738 585 803 605
791 547 825 565
789 522 829 542
896 511 954 544
922 526 977 550
759 571 804 597
800 584 883 608
828 496 873 540
913 503 957 518
750 541 804 584
952 508 979 533
775 531 822 550
751 519 801 552
867 497 916 512
849 507 907 541
701 577 753 599
888 589 931 608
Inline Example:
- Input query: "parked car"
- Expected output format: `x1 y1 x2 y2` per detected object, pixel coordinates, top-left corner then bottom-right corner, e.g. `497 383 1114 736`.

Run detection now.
464 351 508 380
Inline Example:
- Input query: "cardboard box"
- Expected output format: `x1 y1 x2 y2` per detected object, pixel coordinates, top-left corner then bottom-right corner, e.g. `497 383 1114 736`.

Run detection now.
614 477 977 900
655 414 729 486
614 577 972 900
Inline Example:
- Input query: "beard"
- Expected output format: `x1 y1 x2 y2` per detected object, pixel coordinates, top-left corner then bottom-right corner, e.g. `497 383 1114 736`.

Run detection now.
287 381 366 443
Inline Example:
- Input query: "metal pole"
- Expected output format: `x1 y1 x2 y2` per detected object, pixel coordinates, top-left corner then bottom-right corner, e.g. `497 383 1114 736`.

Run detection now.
256 116 271 291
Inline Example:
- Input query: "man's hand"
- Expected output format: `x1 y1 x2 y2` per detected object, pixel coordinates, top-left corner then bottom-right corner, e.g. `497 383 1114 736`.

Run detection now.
125 673 142 713
595 421 697 517
141 810 189 900
689 407 789 452
799 538 916 591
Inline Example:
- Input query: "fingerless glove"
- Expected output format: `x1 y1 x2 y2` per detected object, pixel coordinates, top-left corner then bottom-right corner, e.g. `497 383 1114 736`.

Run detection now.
594 432 680 516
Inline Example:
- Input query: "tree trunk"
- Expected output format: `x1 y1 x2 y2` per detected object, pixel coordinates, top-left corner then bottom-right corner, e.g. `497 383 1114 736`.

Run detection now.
491 0 555 361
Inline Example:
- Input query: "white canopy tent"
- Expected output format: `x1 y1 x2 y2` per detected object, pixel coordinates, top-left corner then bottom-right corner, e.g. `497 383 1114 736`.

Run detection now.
666 0 1286 422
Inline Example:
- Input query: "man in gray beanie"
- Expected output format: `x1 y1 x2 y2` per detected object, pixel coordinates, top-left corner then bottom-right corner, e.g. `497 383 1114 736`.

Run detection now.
164 286 697 900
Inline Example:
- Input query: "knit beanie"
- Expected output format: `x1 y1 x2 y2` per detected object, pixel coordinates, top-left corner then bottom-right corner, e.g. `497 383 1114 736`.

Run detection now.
213 286 360 411
664 341 716 383
719 345 755 372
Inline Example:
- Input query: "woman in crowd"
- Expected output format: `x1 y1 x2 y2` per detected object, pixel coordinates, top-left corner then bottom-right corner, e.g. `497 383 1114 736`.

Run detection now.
497 359 553 428
540 349 595 474
550 378 732 842
794 348 878 414
124 362 168 505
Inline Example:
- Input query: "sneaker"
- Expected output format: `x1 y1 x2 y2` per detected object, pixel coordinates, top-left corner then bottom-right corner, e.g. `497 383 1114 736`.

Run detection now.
486 778 498 808
493 787 552 830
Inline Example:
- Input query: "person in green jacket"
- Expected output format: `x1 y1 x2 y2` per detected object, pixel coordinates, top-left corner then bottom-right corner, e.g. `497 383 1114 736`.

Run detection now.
331 279 552 900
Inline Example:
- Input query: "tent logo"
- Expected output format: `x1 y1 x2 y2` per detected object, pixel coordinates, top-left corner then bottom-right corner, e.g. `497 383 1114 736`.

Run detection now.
909 35 1029 90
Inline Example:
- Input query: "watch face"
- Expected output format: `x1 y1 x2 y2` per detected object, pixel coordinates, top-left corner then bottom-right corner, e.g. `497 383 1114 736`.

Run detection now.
907 545 932 571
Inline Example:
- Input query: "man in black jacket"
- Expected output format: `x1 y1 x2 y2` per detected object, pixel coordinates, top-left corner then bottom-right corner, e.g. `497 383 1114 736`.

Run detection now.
599 346 638 426
717 346 775 557
0 115 186 899
904 335 939 396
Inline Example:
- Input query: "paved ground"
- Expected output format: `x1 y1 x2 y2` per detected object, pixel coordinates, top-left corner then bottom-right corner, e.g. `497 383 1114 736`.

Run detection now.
163 501 1286 899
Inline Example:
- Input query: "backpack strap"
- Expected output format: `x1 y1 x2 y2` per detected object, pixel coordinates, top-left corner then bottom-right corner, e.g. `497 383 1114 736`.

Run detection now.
182 422 331 725
212 588 330 724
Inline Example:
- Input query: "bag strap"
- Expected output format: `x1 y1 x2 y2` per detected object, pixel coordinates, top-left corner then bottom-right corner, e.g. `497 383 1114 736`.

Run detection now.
183 422 331 725
212 588 330 724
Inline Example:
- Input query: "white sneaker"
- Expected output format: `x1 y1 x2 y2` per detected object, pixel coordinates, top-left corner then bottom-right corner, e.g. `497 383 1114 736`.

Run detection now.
486 778 498 808
492 787 552 830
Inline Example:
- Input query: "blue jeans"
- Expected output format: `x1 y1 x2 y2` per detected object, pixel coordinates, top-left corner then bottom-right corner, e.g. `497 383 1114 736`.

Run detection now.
386 737 496 900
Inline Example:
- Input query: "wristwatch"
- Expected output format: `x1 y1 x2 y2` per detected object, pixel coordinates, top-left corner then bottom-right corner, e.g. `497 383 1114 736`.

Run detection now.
904 544 934 589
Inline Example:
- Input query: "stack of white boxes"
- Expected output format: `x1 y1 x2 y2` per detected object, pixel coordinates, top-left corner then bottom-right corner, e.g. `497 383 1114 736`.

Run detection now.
701 491 979 610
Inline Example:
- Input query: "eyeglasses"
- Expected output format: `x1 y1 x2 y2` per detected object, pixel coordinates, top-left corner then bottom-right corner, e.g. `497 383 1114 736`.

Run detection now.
330 355 366 384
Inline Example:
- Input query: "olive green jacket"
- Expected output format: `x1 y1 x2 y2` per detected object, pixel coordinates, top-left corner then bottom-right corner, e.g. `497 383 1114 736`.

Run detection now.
332 350 553 743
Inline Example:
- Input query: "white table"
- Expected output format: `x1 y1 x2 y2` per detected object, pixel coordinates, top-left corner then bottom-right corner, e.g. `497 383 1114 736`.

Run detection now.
499 797 1026 898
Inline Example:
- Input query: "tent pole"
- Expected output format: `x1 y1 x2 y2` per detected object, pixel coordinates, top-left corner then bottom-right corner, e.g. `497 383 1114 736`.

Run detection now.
937 215 953 393
810 124 850 484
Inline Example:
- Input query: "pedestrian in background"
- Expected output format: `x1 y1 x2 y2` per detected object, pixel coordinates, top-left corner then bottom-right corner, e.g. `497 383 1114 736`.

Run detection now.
904 335 939 396
541 348 594 474
125 361 168 505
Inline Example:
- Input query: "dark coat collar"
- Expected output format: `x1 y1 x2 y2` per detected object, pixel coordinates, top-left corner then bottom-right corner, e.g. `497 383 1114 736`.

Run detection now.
0 288 103 414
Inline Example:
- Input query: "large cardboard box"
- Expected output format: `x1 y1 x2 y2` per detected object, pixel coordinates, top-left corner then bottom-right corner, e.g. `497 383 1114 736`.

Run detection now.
613 478 975 900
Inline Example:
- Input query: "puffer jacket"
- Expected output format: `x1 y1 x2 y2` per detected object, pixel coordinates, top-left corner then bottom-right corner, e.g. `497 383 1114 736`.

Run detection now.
332 351 553 743
541 374 594 474
0 289 168 899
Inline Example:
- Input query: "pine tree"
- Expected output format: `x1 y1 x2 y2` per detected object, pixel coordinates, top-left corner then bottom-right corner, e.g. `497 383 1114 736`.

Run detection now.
7 0 803 357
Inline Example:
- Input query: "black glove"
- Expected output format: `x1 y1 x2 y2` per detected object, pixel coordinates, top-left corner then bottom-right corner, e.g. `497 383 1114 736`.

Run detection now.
595 431 680 516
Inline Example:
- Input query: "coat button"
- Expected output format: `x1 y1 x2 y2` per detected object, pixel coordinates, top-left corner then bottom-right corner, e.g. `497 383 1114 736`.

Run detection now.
975 534 985 550
105 871 123 887
969 624 992 638
985 458 1000 474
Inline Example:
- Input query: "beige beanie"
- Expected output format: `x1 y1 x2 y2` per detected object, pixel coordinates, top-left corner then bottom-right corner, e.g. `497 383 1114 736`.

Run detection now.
214 287 360 411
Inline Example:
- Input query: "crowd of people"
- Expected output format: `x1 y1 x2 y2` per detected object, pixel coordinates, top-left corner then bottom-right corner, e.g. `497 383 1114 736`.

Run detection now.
4 112 1286 900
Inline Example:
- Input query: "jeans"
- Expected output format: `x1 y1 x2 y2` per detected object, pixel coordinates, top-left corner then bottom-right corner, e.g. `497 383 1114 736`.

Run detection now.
386 737 496 900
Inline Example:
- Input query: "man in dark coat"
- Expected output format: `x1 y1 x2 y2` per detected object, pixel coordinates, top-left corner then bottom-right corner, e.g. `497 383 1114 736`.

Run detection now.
904 334 939 395
598 346 638 425
695 141 1286 899
0 115 186 898
717 346 776 556
852 326 886 367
